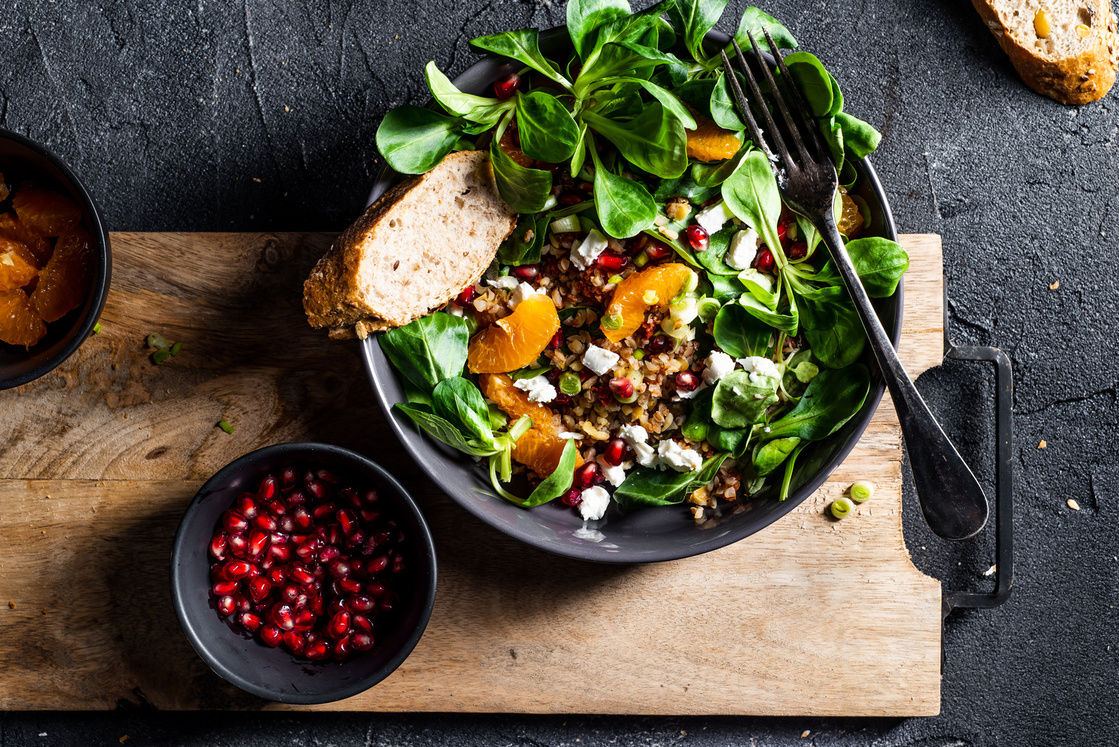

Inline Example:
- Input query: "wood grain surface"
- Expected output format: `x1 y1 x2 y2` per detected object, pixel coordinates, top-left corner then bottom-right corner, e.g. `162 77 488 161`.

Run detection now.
0 233 945 715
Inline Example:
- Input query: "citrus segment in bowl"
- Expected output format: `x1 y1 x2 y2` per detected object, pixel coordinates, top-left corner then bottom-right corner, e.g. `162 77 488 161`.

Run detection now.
600 263 693 343
0 289 47 347
31 226 93 322
12 186 82 237
467 292 559 374
480 373 582 477
0 248 38 292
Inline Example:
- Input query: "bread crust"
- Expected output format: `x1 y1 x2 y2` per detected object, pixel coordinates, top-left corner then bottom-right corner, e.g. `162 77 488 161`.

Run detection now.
303 150 517 334
972 0 1118 104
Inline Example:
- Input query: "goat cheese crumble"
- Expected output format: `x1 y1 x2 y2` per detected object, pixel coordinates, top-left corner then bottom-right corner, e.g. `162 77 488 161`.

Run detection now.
511 281 542 306
724 228 759 270
620 424 658 467
582 344 620 376
703 350 736 385
513 375 557 403
578 486 611 521
601 461 632 487
571 229 609 270
694 201 734 234
737 355 781 383
656 439 703 472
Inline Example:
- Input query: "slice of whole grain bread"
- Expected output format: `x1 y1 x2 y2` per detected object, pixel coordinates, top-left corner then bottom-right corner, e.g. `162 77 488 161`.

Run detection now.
972 0 1118 104
303 150 517 336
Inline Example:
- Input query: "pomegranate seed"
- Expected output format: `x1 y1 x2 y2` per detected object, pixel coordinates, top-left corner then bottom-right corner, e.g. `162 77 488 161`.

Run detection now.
286 489 306 506
294 608 315 629
234 593 252 613
329 559 351 579
352 615 374 634
352 632 375 651
332 637 353 660
280 466 297 488
609 377 634 400
645 334 672 354
645 239 672 261
338 486 359 507
362 490 379 505
292 506 313 530
327 597 347 615
318 545 340 563
366 583 387 597
222 510 248 533
553 393 572 406
493 72 520 100
217 595 236 616
267 567 286 585
235 495 258 519
347 595 376 613
248 530 270 558
306 480 327 502
315 469 339 484
454 285 476 306
248 576 272 602
368 555 389 574
788 241 808 260
278 516 295 534
223 560 253 580
392 554 405 574
511 265 539 281
227 533 249 558
280 584 299 603
604 438 627 466
252 514 277 532
576 462 600 489
336 509 356 535
289 565 315 587
777 221 789 242
338 578 363 594
311 503 335 521
240 612 262 632
270 603 296 631
559 193 583 206
269 542 292 563
258 475 277 501
283 630 306 655
596 251 628 272
260 625 283 647
305 641 330 660
295 538 319 559
212 580 237 596
683 224 709 251
754 247 775 273
675 370 700 392
346 530 366 549
328 611 351 639
209 533 228 560
267 500 287 517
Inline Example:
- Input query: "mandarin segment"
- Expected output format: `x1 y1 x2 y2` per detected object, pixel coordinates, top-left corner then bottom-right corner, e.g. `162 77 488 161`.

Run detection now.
686 116 742 163
31 226 93 322
467 293 560 374
479 373 582 477
0 214 51 266
12 186 82 237
0 248 38 292
0 289 46 347
601 263 693 343
838 191 864 237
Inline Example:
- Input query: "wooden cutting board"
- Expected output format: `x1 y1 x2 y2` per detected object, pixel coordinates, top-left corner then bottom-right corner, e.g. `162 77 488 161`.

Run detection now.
0 232 944 716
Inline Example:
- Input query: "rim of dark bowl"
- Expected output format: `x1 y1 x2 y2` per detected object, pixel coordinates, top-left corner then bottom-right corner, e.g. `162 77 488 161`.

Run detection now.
170 442 438 704
0 127 111 391
360 28 902 564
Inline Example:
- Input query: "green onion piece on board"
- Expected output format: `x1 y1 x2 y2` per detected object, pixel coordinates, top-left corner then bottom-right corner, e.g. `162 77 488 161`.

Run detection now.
92 322 102 335
147 333 171 350
849 481 874 503
217 419 234 434
558 371 582 396
151 349 171 365
169 341 183 357
829 497 854 519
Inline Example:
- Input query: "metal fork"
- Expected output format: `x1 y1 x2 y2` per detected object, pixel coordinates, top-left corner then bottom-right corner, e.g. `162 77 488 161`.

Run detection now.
721 32 989 541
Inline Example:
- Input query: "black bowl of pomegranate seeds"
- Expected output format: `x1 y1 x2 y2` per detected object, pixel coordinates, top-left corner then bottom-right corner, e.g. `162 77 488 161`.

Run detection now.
170 442 436 704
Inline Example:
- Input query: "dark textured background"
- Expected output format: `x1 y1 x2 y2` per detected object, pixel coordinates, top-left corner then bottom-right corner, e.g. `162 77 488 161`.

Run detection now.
2 0 1117 745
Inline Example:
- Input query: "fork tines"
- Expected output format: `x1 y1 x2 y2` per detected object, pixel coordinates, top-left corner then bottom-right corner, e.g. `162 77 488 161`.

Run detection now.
719 29 830 173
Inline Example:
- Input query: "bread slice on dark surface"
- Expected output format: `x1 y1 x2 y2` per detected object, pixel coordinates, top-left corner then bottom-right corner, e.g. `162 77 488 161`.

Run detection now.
972 0 1118 104
303 150 517 337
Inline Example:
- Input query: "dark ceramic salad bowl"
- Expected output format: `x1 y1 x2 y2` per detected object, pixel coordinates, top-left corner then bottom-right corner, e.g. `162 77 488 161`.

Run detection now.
361 28 902 563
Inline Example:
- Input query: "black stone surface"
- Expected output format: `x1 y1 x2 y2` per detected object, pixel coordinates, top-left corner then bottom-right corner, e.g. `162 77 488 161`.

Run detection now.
2 0 1117 745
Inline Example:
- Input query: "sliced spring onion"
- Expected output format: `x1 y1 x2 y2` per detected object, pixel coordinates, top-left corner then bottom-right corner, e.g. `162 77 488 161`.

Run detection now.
697 297 721 323
151 349 171 365
829 497 854 519
217 418 234 434
558 371 582 396
549 214 581 234
92 322 102 335
849 481 874 503
634 252 649 268
169 341 182 357
147 333 170 350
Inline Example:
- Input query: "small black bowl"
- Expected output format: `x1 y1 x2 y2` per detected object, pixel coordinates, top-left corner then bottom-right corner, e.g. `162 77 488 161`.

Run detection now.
170 442 437 704
0 128 111 390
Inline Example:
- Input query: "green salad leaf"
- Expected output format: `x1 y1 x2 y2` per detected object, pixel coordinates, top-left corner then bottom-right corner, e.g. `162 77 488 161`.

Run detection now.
614 454 727 507
380 312 470 392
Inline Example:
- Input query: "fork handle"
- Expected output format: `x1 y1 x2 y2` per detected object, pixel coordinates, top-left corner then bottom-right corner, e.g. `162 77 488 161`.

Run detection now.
813 217 989 541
